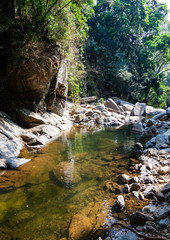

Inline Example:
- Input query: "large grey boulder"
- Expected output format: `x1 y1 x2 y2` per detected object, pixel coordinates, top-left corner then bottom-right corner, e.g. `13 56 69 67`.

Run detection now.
16 108 46 127
104 98 121 114
131 102 146 116
155 129 170 149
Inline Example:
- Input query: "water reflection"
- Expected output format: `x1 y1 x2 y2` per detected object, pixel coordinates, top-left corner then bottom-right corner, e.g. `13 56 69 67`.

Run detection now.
0 126 146 239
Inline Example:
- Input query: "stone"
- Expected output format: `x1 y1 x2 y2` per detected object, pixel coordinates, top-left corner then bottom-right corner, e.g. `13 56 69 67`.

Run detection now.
158 166 169 175
120 174 130 183
133 142 143 158
117 195 125 210
161 183 170 194
48 97 66 116
104 98 121 114
143 186 157 199
16 108 46 127
166 192 170 203
129 177 139 184
124 184 130 193
131 102 146 116
74 114 85 123
53 162 80 186
147 119 155 127
116 232 138 240
158 217 170 228
130 211 153 227
139 192 144 200
132 122 144 132
131 183 140 191
94 104 105 112
0 157 30 169
112 97 134 111
68 214 92 240
152 111 167 120
79 96 98 103
145 137 156 149
155 129 170 149
132 191 139 199
139 175 154 184
85 110 94 117
155 192 165 202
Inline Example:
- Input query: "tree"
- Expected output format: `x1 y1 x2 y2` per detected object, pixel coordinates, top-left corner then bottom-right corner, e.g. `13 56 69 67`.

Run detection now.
85 0 169 104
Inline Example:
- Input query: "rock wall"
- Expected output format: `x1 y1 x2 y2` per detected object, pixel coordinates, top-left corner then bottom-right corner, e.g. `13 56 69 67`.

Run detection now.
6 57 68 116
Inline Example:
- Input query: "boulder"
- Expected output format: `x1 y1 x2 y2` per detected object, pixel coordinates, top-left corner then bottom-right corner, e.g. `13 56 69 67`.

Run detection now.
79 96 98 103
132 122 144 132
53 162 80 186
143 186 157 199
131 102 146 116
68 214 92 240
152 111 167 120
112 97 134 111
131 183 140 191
74 114 85 123
155 129 170 149
161 183 170 194
16 108 46 127
158 217 170 228
104 98 121 114
94 104 105 112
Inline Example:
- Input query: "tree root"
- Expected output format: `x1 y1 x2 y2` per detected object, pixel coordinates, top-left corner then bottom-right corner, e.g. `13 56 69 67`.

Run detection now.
110 222 167 240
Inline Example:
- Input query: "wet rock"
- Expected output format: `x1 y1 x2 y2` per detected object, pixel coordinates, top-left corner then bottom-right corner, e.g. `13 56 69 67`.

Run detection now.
131 102 146 116
133 142 143 158
117 195 125 210
130 211 153 227
132 122 144 132
115 232 138 240
143 186 157 199
104 98 121 114
161 183 170 194
131 183 140 191
68 214 92 240
53 161 80 186
0 157 30 169
145 137 156 148
158 217 170 228
129 177 139 184
120 174 130 183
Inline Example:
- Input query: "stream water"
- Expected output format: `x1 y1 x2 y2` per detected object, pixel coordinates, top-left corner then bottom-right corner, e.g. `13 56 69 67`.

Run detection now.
0 126 147 240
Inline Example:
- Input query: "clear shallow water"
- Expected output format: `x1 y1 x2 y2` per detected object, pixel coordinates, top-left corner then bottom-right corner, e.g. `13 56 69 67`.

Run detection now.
0 126 146 240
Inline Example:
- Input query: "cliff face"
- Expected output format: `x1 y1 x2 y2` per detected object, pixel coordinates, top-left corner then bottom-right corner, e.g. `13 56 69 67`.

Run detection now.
6 56 68 116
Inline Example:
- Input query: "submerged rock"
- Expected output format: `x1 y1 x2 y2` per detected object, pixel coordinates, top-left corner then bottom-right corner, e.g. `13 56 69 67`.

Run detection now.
53 161 80 186
68 214 92 240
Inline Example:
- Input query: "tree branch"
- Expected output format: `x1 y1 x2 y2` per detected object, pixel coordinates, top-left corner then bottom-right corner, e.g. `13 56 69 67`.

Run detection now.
111 223 166 240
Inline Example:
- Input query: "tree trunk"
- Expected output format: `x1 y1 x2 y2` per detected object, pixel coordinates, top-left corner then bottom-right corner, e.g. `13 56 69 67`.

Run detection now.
144 86 151 104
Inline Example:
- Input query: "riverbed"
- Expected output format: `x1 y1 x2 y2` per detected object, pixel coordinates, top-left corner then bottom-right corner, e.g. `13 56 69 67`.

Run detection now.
0 126 147 240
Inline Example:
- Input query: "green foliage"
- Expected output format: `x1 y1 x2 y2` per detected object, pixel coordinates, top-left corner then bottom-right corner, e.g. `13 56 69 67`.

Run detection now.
0 0 94 101
85 0 170 105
